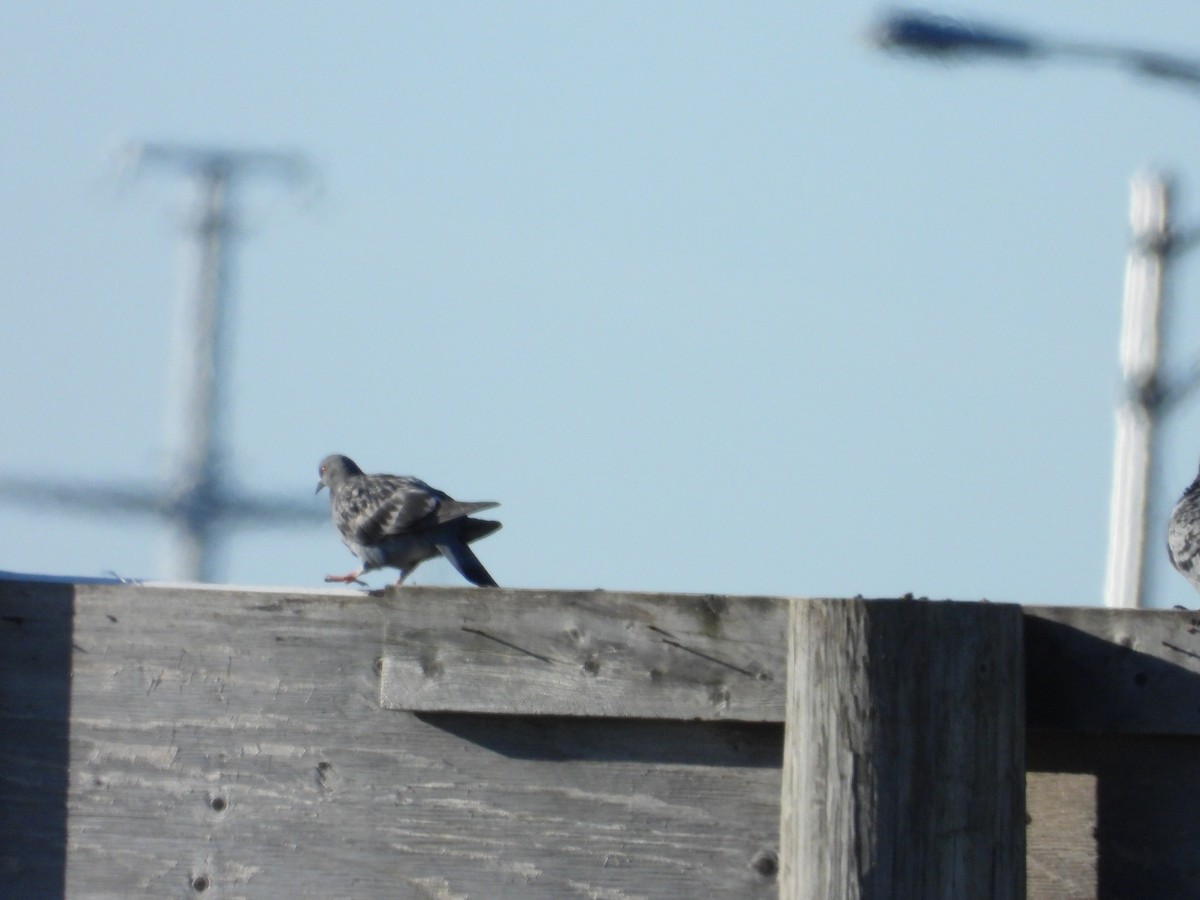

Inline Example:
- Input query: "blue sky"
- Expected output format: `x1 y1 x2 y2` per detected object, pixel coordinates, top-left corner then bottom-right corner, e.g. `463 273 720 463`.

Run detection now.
5 2 1200 608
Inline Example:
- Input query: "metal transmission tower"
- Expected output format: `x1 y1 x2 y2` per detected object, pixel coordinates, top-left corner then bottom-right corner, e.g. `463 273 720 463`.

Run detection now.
0 142 325 582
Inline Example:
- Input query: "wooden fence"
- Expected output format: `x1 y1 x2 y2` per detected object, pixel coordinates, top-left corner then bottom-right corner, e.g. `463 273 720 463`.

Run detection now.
2 579 1199 898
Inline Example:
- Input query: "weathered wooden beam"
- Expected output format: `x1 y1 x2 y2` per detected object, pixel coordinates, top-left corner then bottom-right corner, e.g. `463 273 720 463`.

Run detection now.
7 578 1200 899
778 598 1025 900
378 588 787 721
1025 605 1200 733
377 595 1200 734
0 581 784 898
1026 770 1097 900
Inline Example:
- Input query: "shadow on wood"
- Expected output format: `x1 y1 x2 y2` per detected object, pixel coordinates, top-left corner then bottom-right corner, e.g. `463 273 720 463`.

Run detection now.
0 582 73 898
1026 611 1200 897
1030 733 1200 899
415 712 784 766
1026 611 1200 733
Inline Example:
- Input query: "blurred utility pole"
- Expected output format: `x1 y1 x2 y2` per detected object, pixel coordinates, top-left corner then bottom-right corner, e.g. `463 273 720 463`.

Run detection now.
1106 175 1200 607
1105 174 1171 608
0 142 324 583
871 10 1200 607
137 143 314 581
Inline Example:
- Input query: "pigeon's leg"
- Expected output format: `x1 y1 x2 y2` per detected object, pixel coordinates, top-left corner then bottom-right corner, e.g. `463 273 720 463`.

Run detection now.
324 570 367 586
393 568 413 586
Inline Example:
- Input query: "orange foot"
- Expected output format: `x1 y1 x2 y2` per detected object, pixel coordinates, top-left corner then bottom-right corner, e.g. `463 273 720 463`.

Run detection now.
324 572 366 585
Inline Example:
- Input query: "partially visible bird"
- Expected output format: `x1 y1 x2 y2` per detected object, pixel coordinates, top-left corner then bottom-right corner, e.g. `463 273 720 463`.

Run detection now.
1168 461 1200 593
316 454 501 587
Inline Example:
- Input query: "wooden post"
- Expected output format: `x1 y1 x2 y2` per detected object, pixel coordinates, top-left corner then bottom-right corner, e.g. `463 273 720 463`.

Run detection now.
779 599 1025 899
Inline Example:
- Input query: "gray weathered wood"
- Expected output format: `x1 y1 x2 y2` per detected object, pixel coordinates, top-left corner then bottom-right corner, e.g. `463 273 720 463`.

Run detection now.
379 589 786 720
380 598 1200 733
8 579 1200 899
1025 605 1200 733
778 598 1025 900
0 581 781 899
1026 771 1096 900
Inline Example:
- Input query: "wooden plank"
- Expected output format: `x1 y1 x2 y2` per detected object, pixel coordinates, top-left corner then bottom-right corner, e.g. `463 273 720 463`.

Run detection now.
1026 771 1097 900
779 598 1025 900
0 581 782 899
380 598 1200 734
9 579 1200 898
378 588 787 721
1025 606 1200 734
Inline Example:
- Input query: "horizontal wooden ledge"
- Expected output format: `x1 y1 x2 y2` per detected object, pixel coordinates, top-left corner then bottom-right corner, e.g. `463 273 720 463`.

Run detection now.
5 580 1200 732
378 589 788 722
377 590 1200 732
1024 605 1200 734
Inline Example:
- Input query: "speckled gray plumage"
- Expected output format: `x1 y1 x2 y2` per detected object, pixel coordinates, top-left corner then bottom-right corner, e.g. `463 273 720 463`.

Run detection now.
317 454 500 587
1168 463 1200 593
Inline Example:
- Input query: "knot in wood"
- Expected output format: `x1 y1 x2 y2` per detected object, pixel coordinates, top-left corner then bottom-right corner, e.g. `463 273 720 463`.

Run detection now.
750 849 778 878
708 684 731 709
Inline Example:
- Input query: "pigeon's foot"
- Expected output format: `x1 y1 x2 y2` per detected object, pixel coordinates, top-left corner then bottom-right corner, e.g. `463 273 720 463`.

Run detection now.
324 572 367 586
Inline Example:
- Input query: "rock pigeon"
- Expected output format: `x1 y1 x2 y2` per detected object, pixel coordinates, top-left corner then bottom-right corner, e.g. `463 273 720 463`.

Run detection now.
316 454 501 587
1168 461 1200 593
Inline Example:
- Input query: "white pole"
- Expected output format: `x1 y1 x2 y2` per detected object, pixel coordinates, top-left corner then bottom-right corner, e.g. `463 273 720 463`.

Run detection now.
1104 172 1171 609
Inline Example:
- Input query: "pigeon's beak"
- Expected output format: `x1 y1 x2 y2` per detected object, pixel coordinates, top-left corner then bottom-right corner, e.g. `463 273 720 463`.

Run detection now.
316 481 325 494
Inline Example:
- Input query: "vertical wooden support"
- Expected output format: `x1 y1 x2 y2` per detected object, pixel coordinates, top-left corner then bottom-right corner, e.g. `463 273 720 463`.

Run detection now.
779 599 1025 899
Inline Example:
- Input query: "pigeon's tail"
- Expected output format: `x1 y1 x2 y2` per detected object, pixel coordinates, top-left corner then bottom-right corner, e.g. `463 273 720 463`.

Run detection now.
460 518 502 544
435 535 498 587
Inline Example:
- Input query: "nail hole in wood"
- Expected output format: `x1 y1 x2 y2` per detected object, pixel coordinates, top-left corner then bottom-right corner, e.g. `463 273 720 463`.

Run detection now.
751 849 778 878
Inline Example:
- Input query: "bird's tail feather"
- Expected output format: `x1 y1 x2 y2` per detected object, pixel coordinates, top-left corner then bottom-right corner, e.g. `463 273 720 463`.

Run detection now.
435 537 498 587
460 518 502 544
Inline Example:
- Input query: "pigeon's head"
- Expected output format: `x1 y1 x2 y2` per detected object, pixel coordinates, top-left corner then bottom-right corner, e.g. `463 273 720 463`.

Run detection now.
317 454 363 494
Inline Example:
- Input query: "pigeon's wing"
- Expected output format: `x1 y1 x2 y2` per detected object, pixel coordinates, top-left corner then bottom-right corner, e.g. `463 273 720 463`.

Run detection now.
434 500 500 524
337 476 443 545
